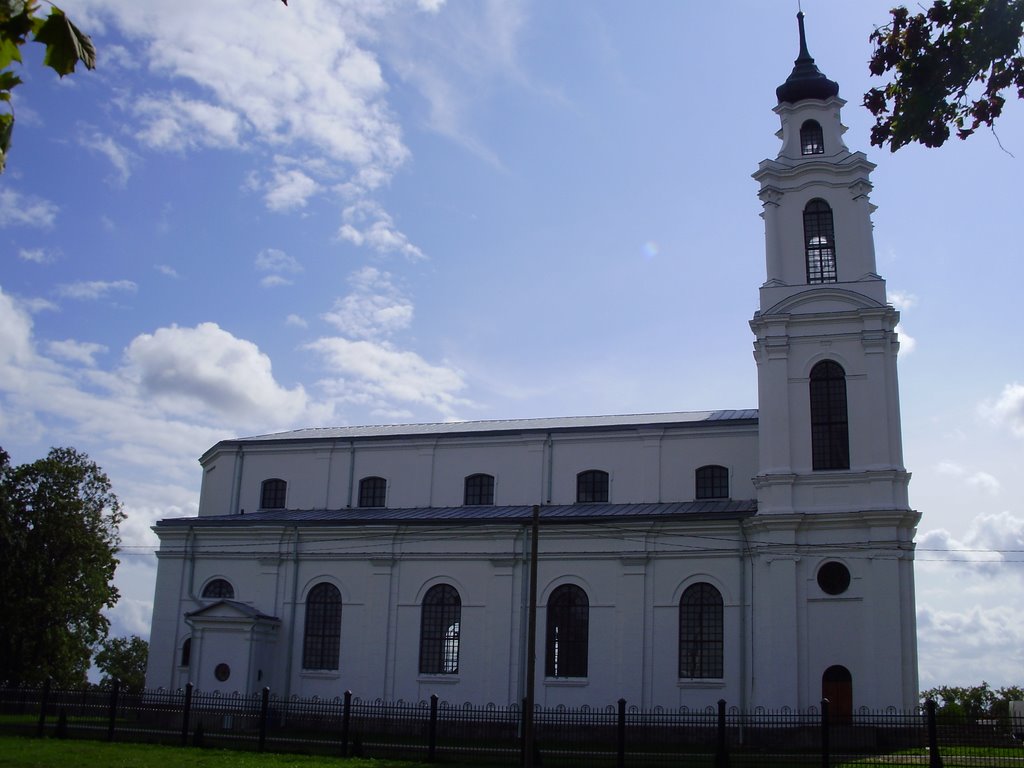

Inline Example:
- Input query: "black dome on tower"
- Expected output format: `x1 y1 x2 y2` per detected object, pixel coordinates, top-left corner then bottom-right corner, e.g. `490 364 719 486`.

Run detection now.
776 12 839 104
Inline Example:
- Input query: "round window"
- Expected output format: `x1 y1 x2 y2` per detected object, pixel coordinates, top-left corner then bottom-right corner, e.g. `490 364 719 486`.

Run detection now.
817 561 851 595
214 663 231 682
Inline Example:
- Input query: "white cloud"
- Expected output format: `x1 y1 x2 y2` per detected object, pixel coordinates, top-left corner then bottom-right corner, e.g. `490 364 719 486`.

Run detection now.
79 129 135 185
887 290 917 311
123 322 314 428
260 275 292 289
47 339 109 367
916 603 1024 687
307 336 468 418
18 248 55 264
255 248 302 274
0 188 58 228
966 471 1001 496
134 92 242 151
0 289 37 367
981 382 1024 437
155 264 179 278
918 511 1024 576
321 267 413 340
338 200 425 260
895 323 916 355
56 280 138 300
263 168 320 212
285 314 308 329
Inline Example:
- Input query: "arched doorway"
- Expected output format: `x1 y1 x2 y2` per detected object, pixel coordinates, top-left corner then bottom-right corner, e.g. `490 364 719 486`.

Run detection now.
822 665 852 721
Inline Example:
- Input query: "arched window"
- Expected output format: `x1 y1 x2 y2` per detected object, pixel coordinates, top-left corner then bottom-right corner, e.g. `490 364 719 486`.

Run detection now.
180 638 191 668
576 470 609 503
260 478 287 509
303 583 342 670
545 585 589 678
679 582 724 679
201 578 234 599
464 473 495 506
419 584 462 674
804 199 837 284
695 465 729 499
358 476 387 508
800 119 824 155
810 360 850 470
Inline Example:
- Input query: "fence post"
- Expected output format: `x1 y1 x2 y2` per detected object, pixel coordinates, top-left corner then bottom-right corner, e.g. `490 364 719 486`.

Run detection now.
258 686 270 752
428 694 438 762
180 683 193 746
36 678 51 737
107 679 120 742
820 698 830 768
715 698 728 768
341 690 352 757
926 699 943 768
616 698 626 768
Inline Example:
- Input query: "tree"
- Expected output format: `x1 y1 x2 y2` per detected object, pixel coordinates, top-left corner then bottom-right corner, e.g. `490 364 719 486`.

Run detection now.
94 635 148 693
0 0 96 171
922 681 1024 720
864 0 1024 150
0 446 124 687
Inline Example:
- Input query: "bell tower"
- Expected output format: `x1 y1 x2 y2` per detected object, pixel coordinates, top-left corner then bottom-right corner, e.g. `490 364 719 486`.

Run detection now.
745 13 919 711
750 12 910 514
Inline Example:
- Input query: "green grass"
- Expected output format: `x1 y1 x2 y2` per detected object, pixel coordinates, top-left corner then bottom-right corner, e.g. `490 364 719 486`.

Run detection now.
0 735 431 768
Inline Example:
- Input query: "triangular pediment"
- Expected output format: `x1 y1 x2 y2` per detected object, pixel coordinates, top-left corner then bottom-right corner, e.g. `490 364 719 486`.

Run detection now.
185 599 280 626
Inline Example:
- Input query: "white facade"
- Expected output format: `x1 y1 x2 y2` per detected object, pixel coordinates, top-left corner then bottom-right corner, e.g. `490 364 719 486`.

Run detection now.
147 17 919 712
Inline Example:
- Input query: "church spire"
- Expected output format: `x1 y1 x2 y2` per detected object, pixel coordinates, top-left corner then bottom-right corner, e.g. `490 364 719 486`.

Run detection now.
776 12 839 104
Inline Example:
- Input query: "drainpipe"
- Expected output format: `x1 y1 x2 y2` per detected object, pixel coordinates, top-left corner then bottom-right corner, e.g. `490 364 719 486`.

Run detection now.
283 525 300 700
346 440 356 507
186 526 197 600
544 434 553 504
230 447 245 515
739 520 754 712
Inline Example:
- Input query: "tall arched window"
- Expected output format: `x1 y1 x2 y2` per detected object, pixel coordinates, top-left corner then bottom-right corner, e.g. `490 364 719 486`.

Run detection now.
201 578 234 599
679 582 724 679
695 465 729 499
260 478 287 509
800 119 824 155
464 473 495 506
810 360 850 470
358 476 387 508
419 584 462 674
303 583 342 670
545 585 589 678
576 470 609 503
804 199 837 284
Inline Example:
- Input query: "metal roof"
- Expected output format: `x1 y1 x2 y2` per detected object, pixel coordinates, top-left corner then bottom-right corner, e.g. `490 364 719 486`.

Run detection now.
214 409 758 448
157 499 757 529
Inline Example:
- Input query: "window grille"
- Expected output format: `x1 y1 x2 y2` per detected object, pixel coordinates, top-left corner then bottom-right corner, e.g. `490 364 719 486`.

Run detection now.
810 360 850 470
695 465 729 499
576 470 609 503
464 473 495 506
260 478 287 509
804 199 837 283
303 583 342 670
201 578 234 599
800 120 824 155
679 582 724 678
545 585 589 678
358 476 387 508
419 584 462 674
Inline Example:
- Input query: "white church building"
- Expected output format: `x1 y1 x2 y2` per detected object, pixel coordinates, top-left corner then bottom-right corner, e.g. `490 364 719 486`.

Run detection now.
146 15 920 714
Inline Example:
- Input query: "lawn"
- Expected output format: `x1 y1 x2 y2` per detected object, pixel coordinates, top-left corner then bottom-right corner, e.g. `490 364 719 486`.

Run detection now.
0 735 432 768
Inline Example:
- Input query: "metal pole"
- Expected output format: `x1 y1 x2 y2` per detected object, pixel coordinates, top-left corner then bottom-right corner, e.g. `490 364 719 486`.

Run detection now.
341 690 352 757
36 678 51 738
181 683 193 747
258 686 270 752
107 679 120 742
428 693 438 762
820 698 830 768
523 504 540 768
926 699 944 768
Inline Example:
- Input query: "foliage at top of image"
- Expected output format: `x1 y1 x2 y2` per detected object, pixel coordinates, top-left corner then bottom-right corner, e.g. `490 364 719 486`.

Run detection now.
0 446 123 687
0 0 96 171
865 0 1024 150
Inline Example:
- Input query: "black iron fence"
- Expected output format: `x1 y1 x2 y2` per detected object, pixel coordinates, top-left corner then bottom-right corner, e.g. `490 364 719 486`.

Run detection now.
1 682 1021 767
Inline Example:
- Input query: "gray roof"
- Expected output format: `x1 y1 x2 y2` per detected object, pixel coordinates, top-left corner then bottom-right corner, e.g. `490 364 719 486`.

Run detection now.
158 500 757 529
207 410 758 455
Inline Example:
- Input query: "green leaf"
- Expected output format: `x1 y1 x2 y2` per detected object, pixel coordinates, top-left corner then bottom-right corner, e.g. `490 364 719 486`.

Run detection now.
0 113 13 174
33 7 95 77
0 37 23 69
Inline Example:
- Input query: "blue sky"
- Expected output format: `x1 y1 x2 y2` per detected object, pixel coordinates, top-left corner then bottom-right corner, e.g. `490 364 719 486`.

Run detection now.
1 0 1021 691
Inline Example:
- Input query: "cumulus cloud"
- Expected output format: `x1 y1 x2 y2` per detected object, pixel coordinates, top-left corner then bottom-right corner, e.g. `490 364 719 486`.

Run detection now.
255 248 302 274
155 264 179 278
0 188 58 228
123 322 312 427
916 603 1024 687
981 382 1024 437
263 168 320 212
18 248 55 264
134 92 242 151
321 267 413 339
966 471 1001 496
307 336 468 418
338 200 425 260
918 511 1024 576
285 314 308 329
887 291 917 355
56 280 138 300
79 130 135 185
